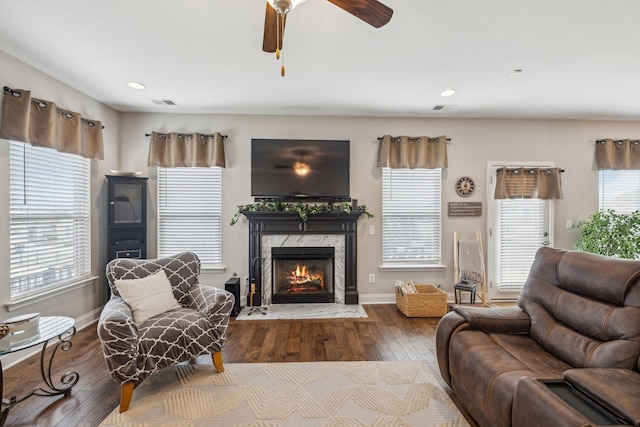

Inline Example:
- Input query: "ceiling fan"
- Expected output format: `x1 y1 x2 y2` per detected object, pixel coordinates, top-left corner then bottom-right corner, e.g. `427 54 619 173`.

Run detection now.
263 0 393 75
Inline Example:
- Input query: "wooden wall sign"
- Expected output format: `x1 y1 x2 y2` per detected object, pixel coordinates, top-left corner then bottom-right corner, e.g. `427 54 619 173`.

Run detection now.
448 202 482 217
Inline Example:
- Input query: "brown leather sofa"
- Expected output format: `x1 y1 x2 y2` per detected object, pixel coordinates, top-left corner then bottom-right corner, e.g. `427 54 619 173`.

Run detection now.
436 247 640 427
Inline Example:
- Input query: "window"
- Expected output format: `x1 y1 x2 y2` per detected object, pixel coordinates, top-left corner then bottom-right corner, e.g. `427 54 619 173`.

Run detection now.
9 141 91 299
382 167 442 265
599 170 640 213
157 167 222 268
487 163 553 299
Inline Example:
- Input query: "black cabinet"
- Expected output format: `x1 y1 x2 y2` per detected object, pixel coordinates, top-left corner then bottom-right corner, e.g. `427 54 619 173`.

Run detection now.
106 175 148 261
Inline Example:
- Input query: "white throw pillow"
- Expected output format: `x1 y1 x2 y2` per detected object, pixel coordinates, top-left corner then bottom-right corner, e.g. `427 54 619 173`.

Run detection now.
115 269 181 324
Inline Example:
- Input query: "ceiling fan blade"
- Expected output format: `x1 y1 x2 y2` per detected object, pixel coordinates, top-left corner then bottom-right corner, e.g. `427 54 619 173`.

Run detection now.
326 0 393 28
262 2 286 53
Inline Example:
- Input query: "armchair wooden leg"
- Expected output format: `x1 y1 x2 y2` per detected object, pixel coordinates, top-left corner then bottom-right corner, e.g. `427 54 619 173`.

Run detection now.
120 382 135 413
212 351 224 373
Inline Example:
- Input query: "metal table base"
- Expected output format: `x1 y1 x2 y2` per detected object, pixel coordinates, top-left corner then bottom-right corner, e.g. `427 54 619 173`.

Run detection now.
0 317 79 426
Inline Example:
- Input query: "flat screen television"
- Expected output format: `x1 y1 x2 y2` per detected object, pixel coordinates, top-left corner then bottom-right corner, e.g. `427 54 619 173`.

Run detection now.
251 139 350 201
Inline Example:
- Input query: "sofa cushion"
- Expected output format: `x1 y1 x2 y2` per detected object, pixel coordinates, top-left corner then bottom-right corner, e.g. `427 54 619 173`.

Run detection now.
519 248 640 369
137 307 217 364
449 329 570 427
557 250 640 307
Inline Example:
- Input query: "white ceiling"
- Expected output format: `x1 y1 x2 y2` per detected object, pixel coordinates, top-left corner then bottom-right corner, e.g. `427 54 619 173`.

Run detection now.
1 0 639 120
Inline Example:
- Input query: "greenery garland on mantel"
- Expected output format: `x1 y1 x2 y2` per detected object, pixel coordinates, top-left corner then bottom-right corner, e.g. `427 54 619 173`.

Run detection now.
230 201 374 225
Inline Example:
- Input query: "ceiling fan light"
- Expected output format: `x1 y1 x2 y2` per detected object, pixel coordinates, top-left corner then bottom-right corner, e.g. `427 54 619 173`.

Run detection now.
267 0 307 15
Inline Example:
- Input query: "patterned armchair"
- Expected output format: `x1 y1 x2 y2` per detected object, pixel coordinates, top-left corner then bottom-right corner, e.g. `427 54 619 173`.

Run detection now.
97 252 234 412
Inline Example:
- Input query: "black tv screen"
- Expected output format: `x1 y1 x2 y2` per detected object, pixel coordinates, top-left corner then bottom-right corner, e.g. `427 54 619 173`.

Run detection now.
251 139 350 200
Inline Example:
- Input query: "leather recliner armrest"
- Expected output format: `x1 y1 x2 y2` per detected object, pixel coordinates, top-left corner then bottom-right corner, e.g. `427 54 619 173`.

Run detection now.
435 311 469 387
564 368 640 426
453 305 531 334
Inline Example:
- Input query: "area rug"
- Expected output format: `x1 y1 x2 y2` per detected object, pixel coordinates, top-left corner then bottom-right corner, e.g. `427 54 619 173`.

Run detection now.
235 303 368 320
99 361 469 427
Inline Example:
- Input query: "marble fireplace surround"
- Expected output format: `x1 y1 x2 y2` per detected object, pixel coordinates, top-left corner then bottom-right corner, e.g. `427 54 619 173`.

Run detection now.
244 211 362 305
262 234 345 305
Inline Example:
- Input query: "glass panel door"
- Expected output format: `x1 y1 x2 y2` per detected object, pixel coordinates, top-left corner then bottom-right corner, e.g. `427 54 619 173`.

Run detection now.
487 163 553 300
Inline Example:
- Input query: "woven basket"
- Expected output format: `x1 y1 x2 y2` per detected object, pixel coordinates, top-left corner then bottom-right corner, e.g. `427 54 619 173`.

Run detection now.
396 284 448 317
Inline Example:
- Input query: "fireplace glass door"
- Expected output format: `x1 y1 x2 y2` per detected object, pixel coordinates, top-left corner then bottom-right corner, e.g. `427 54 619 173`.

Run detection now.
271 247 335 303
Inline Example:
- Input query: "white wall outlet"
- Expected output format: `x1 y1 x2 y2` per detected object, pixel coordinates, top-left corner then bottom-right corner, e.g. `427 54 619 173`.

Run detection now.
244 275 250 285
566 219 573 229
368 225 375 235
368 273 376 283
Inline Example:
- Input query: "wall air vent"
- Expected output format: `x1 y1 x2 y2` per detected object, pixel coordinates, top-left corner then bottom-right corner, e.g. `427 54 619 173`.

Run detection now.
150 99 178 106
432 104 457 111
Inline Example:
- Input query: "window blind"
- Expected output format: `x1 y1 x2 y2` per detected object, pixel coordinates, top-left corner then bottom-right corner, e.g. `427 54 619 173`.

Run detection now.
599 170 640 214
157 167 222 267
382 168 442 263
9 141 91 299
496 198 546 291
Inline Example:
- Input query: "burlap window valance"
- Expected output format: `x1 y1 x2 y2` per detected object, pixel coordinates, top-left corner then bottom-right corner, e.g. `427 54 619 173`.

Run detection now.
148 131 226 168
595 138 640 170
376 135 448 169
494 167 563 200
0 87 104 160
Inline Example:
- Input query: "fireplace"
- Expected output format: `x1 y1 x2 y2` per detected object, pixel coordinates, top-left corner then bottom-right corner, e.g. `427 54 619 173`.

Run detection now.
243 211 363 305
271 247 335 304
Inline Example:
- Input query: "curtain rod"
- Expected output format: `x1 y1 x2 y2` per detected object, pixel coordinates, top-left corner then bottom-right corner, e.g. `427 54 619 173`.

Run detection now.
145 132 228 139
377 136 452 142
4 86 105 129
498 167 565 173
595 139 640 143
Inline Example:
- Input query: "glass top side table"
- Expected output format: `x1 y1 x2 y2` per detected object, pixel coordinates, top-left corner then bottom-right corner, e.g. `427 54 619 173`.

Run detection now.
0 316 79 426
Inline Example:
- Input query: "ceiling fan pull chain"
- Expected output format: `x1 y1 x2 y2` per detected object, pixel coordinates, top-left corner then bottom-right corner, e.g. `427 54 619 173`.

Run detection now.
275 12 281 60
275 11 285 76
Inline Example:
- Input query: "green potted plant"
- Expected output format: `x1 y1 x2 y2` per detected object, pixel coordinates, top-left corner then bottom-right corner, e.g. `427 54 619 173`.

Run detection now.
574 209 640 259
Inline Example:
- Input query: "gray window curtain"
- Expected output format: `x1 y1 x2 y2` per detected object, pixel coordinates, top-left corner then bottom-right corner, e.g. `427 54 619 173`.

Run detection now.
595 138 640 170
376 135 448 169
0 87 104 160
148 131 226 168
494 167 563 199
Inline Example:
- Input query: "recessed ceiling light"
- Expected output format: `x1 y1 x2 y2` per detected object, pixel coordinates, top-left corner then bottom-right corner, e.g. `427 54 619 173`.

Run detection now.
508 69 523 78
127 81 146 90
440 89 457 97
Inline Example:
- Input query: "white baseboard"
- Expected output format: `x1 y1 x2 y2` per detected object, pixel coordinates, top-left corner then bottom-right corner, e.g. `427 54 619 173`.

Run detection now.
358 293 396 304
0 306 103 370
359 292 456 305
76 306 103 330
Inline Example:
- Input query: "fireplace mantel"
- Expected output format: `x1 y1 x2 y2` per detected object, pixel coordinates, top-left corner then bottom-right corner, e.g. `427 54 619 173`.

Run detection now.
243 211 364 305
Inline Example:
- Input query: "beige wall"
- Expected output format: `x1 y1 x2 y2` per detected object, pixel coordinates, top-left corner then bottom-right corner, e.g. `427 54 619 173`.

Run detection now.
120 113 640 300
2 50 640 324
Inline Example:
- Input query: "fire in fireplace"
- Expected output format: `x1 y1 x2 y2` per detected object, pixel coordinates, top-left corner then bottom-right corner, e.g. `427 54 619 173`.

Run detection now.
283 264 325 293
271 247 335 303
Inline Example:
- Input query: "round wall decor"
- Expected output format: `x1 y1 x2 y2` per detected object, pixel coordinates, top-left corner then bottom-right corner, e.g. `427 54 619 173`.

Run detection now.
455 176 475 197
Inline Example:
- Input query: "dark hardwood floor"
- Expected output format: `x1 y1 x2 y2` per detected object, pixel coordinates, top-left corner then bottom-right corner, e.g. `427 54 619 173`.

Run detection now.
1 304 473 426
